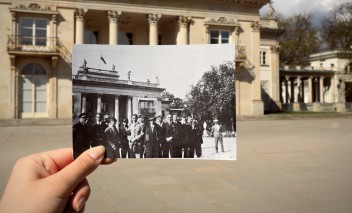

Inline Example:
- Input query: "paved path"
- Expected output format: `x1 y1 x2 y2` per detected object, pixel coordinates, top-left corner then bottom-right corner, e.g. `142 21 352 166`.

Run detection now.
0 118 351 212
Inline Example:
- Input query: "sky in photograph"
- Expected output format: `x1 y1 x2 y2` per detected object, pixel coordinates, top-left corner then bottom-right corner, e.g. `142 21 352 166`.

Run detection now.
260 0 351 27
72 44 235 99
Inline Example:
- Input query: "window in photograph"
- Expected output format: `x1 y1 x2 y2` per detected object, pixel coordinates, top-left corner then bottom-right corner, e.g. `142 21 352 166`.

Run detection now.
19 18 48 46
139 100 155 117
210 30 230 44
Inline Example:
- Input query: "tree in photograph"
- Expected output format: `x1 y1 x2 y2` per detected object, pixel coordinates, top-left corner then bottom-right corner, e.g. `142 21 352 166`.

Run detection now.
321 2 352 50
278 13 320 66
186 61 235 132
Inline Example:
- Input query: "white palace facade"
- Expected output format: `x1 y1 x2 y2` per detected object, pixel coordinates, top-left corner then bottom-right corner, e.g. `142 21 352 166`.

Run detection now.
3 0 348 120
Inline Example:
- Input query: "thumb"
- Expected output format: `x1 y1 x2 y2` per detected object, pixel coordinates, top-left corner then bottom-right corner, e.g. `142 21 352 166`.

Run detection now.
51 146 105 196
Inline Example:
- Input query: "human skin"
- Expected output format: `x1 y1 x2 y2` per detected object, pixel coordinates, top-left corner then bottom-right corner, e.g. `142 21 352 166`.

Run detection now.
0 146 115 213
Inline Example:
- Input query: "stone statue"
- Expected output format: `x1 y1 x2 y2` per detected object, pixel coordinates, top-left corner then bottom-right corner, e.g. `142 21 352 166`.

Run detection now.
83 59 87 67
147 79 150 83
267 2 275 18
337 78 345 103
203 122 208 137
156 75 159 84
128 71 131 80
112 64 115 71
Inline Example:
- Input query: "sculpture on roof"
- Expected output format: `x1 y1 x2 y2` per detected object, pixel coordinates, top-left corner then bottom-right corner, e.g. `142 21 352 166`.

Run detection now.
267 1 276 18
128 71 131 80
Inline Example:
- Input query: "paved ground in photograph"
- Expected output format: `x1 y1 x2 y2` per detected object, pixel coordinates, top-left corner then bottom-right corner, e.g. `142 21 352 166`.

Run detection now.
0 117 351 213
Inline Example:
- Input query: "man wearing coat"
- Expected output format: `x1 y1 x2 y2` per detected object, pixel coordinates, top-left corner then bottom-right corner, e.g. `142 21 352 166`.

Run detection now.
144 117 159 158
211 118 225 153
73 113 91 159
127 114 144 158
104 117 120 158
91 113 107 147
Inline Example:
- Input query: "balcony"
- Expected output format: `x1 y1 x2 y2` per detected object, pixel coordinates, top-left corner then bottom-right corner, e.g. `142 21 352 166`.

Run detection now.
7 35 72 65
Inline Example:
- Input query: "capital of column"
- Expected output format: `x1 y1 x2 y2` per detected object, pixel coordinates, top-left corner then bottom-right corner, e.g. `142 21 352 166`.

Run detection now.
250 21 260 31
108 10 121 23
75 8 87 21
270 44 280 54
178 16 191 28
234 26 240 35
11 11 16 22
148 14 161 26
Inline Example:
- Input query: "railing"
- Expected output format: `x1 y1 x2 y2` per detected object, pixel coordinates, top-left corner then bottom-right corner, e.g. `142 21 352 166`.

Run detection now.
7 35 72 66
7 35 58 52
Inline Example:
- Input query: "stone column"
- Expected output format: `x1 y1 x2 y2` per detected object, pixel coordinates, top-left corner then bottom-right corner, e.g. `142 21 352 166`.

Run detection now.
48 56 58 118
75 8 87 44
127 96 132 122
308 77 313 103
114 95 119 127
177 16 191 45
11 12 16 37
82 93 87 113
50 14 57 50
250 21 263 115
148 14 161 45
108 10 121 45
97 94 102 113
285 76 290 103
270 45 281 111
320 77 325 103
330 77 335 103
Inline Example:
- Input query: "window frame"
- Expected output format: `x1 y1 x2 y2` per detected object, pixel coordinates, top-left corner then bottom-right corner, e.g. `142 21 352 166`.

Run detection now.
209 29 231 44
19 17 49 46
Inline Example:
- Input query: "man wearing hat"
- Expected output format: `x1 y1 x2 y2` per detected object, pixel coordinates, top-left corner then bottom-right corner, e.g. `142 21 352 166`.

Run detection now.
127 114 144 158
211 118 225 153
144 117 159 158
73 113 92 159
155 115 167 158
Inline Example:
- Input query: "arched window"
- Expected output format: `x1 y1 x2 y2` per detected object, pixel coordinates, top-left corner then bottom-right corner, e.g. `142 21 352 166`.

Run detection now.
345 62 352 74
20 63 47 117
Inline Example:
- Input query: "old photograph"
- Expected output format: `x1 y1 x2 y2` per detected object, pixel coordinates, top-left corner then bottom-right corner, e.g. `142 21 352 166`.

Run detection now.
72 44 236 160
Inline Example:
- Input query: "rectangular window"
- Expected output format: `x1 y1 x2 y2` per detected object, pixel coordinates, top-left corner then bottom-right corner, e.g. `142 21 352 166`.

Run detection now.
139 100 155 117
210 30 230 44
20 18 48 46
260 51 267 65
118 32 133 45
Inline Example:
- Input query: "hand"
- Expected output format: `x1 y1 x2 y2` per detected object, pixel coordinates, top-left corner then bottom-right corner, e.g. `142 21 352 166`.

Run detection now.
0 146 115 213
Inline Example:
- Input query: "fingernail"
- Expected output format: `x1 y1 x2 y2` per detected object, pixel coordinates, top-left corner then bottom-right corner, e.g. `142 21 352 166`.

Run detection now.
76 197 86 212
89 146 105 160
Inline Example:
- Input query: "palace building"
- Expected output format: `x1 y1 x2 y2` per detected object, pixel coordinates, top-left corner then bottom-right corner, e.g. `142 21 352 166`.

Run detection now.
0 0 283 119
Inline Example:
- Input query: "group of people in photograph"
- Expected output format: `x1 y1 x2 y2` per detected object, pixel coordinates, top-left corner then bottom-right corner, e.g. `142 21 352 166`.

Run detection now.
73 112 209 159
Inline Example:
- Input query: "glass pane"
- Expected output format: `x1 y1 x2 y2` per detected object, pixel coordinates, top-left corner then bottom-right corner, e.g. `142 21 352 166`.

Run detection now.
210 38 219 44
221 31 230 44
35 90 46 102
35 77 47 89
22 90 32 102
34 63 46 75
35 19 47 28
35 102 46 112
22 102 32 113
210 31 219 38
20 28 33 37
22 64 34 75
36 29 46 37
21 18 33 28
21 77 33 89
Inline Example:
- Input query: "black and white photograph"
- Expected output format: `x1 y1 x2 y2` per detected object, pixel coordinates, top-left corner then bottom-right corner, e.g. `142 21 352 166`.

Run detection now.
72 44 236 160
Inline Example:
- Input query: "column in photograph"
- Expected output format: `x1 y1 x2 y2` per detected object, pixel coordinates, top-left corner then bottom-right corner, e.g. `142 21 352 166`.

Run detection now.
127 96 132 122
97 94 102 113
320 76 325 103
75 8 87 44
148 14 161 45
308 77 313 103
177 16 191 45
108 10 121 45
115 95 119 127
81 93 87 113
297 76 302 102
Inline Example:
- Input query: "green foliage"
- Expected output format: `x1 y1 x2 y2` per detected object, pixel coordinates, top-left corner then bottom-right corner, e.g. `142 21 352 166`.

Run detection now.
186 61 235 131
321 2 352 50
278 13 320 66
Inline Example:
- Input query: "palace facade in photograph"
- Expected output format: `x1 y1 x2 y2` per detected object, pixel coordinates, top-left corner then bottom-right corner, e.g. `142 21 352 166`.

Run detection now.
0 0 349 120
